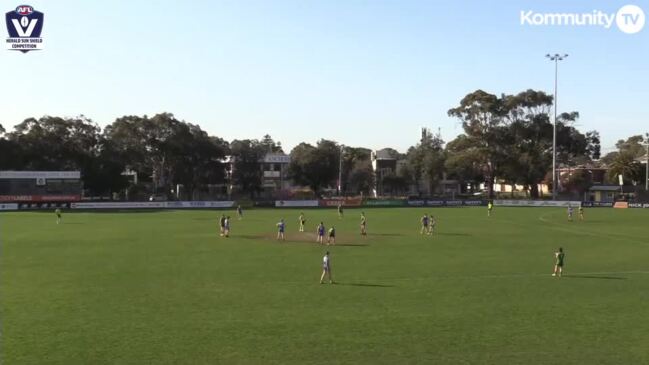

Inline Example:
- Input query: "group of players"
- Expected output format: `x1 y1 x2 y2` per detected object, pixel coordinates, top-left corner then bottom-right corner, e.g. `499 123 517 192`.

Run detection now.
222 201 575 280
52 200 575 282
217 205 244 237
220 202 582 243
567 205 585 222
275 205 368 245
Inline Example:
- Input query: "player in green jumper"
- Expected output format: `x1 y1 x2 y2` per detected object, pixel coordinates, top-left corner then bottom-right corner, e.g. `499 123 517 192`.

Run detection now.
55 208 62 225
552 247 565 277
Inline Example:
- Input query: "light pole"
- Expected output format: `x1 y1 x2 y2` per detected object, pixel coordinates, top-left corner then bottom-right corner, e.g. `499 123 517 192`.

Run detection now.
338 145 344 196
546 53 568 200
644 133 649 191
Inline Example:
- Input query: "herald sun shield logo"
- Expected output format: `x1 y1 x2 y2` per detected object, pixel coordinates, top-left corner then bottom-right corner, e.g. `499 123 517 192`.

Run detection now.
5 5 44 52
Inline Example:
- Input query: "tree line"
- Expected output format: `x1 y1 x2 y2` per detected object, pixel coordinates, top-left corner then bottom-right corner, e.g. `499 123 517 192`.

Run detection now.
0 89 645 200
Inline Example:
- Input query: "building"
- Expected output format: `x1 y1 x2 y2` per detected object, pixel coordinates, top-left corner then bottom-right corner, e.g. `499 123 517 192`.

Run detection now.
0 171 82 204
557 165 608 185
371 148 460 197
260 153 291 191
226 153 292 197
587 185 639 202
371 149 397 197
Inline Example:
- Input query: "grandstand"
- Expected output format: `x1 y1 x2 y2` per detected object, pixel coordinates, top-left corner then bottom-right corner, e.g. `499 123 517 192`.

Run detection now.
0 171 82 208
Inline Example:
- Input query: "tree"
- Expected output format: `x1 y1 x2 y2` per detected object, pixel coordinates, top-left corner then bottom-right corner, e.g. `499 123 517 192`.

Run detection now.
288 140 340 195
4 116 136 196
8 115 101 171
608 151 643 185
346 160 374 195
601 135 646 166
341 147 372 194
82 137 129 197
562 169 593 195
500 90 555 198
403 128 445 196
169 124 228 199
444 135 484 193
105 113 229 198
260 134 283 153
448 90 508 197
585 131 601 161
449 89 597 198
104 114 175 191
0 124 22 170
616 135 646 158
230 139 266 197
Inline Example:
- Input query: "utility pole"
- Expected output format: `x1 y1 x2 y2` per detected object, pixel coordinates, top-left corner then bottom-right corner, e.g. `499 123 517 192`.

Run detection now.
546 53 568 200
338 145 344 196
645 133 649 191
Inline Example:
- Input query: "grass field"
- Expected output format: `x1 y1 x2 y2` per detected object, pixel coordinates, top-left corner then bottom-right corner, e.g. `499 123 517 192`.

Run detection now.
1 207 649 364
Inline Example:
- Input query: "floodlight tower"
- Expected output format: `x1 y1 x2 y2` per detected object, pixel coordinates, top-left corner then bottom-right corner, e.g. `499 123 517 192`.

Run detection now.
546 53 568 200
644 133 649 191
338 144 345 195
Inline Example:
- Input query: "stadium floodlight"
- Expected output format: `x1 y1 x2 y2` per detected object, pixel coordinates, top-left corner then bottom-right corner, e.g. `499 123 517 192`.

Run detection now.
338 144 345 195
644 133 649 191
546 53 568 200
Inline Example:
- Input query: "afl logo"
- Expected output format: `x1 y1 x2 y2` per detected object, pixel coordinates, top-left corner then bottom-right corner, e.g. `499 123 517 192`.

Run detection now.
5 4 44 52
15 5 33 15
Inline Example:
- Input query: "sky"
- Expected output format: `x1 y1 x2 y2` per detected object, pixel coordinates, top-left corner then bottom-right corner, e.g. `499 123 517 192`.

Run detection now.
1 0 648 154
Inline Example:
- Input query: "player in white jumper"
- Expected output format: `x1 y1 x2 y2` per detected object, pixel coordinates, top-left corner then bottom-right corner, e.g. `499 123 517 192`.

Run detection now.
320 251 333 284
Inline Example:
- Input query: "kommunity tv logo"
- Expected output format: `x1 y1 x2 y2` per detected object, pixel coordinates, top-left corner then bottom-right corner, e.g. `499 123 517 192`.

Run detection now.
520 4 645 34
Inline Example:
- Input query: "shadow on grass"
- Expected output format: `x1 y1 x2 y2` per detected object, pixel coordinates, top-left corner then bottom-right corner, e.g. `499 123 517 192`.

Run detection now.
236 234 310 243
337 282 394 288
564 275 627 280
234 234 370 247
232 234 261 240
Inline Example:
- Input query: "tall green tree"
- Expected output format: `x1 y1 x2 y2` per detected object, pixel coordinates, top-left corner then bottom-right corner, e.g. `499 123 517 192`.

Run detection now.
104 114 174 190
260 134 283 153
449 89 597 198
169 124 229 199
403 128 445 195
8 115 101 170
82 137 129 197
444 135 484 193
347 161 374 195
448 90 508 197
601 135 646 166
608 151 644 185
105 113 228 198
5 116 132 196
341 147 372 194
0 123 23 170
229 139 266 198
288 139 340 195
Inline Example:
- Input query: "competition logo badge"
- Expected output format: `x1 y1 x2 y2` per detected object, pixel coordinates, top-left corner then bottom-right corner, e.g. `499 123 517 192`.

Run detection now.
6 5 44 52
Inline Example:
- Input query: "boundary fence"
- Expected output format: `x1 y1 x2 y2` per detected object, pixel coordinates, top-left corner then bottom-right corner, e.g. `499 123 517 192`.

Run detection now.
2 199 648 211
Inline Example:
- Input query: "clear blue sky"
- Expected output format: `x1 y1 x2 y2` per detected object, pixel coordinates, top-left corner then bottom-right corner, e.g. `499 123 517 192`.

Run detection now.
1 0 647 154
